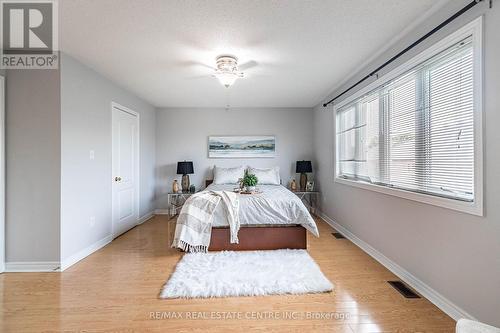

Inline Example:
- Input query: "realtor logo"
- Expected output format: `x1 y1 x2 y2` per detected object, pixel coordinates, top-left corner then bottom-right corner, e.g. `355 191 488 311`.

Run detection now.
1 0 58 69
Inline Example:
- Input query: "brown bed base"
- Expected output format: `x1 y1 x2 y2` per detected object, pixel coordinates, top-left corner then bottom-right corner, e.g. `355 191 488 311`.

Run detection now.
208 225 307 251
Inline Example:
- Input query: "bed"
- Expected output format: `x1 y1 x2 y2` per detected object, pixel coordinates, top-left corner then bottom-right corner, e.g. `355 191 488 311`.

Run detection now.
205 182 319 251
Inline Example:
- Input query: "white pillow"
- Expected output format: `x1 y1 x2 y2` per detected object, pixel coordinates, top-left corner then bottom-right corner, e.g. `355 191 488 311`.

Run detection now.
247 167 280 185
213 166 245 184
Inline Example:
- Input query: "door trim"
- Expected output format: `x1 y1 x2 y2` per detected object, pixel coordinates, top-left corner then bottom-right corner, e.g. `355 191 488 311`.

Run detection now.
0 75 4 273
111 102 140 239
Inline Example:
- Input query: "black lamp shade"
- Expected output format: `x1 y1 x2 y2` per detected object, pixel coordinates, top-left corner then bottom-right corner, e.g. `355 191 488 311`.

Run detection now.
296 160 312 173
177 161 194 175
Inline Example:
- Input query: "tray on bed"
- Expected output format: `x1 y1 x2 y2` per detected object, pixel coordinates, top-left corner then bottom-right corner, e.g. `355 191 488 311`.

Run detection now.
238 190 263 195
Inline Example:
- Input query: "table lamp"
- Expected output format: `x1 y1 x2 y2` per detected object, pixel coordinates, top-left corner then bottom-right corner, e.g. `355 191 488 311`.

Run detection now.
296 160 312 191
177 161 194 193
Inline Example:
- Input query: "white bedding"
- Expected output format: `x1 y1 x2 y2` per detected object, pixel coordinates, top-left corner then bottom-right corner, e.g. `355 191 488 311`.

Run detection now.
207 184 319 237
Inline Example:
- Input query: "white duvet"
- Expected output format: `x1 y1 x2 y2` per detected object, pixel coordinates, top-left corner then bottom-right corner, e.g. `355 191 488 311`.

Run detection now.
207 184 319 237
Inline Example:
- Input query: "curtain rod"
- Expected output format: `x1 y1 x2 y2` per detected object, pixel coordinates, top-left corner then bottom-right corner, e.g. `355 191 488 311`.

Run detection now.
323 0 486 108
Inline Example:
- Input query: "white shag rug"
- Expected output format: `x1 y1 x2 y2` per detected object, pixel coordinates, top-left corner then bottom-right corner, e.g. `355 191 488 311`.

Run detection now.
160 249 333 299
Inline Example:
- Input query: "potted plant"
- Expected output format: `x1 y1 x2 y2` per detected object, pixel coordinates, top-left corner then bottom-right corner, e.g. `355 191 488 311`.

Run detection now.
242 172 258 192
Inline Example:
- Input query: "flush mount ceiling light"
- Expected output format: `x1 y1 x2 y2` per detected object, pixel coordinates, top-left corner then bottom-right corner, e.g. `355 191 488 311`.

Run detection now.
213 55 244 88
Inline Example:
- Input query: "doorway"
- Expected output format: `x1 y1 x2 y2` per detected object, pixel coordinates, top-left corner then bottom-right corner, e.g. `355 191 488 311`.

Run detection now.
111 102 140 238
0 75 4 273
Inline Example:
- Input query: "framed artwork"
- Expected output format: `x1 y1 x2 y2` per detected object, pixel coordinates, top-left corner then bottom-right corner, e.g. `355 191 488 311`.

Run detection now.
306 181 315 192
208 135 276 158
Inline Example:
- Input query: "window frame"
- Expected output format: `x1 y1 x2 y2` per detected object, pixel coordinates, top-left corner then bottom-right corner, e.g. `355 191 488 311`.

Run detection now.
334 17 483 216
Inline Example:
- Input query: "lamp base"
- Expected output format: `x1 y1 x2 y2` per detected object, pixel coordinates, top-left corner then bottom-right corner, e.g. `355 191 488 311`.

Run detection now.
300 173 307 192
181 174 190 192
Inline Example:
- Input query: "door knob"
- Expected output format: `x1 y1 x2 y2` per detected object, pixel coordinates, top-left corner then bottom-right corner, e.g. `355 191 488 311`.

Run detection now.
115 176 122 182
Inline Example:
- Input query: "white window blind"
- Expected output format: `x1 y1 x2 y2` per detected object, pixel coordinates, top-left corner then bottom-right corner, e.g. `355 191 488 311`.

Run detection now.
336 36 475 203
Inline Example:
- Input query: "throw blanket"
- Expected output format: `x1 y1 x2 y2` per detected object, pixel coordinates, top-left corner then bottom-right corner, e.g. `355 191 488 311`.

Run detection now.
171 190 240 253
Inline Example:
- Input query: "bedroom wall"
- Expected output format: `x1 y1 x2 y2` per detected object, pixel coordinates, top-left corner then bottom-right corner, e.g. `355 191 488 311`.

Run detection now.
155 107 313 210
4 68 61 263
313 0 500 326
60 53 156 264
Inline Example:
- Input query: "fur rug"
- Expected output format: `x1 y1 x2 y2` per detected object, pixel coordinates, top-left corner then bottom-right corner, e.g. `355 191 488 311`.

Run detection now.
160 249 333 298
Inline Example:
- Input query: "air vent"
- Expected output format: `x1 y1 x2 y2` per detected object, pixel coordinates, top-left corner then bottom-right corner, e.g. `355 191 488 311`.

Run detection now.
332 232 346 239
387 281 420 299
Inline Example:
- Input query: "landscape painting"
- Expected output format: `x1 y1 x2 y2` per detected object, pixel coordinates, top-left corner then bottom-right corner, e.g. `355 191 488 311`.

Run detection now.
208 136 276 158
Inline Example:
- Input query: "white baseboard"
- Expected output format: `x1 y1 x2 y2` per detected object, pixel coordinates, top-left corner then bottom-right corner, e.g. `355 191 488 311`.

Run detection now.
154 209 169 215
5 261 60 272
138 211 155 224
4 212 155 274
60 235 113 271
317 211 476 322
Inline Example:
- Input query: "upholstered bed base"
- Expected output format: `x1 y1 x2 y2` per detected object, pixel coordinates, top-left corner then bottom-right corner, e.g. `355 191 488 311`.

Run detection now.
208 225 307 251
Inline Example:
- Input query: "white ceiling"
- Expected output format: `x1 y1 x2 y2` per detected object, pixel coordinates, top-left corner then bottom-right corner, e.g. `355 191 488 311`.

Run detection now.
60 0 443 108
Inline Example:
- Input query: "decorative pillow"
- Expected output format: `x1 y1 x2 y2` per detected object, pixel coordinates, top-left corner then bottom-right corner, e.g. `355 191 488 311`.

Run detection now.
213 166 245 184
247 167 280 185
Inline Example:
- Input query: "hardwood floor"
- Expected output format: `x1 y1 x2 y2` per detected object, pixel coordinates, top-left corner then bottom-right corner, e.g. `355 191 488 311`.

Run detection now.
0 216 456 332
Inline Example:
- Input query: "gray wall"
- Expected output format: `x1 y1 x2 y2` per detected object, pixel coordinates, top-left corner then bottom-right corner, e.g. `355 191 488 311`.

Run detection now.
313 0 500 326
5 68 61 262
155 107 313 209
60 54 156 262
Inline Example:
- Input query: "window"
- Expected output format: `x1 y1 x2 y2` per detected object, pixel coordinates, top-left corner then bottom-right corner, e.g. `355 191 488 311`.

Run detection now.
335 18 483 216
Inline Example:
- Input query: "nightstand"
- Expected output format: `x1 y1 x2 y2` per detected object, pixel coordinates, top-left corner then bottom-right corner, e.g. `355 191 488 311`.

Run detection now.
167 192 197 219
293 191 319 214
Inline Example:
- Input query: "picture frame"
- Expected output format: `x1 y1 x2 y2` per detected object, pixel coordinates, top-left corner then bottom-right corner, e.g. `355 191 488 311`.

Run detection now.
306 181 315 192
208 135 276 158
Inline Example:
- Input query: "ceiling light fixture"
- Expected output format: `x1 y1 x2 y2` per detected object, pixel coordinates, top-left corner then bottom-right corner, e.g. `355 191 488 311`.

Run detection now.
213 55 244 88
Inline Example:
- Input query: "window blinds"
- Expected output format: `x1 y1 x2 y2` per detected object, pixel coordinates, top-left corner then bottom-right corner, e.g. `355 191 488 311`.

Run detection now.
336 36 474 202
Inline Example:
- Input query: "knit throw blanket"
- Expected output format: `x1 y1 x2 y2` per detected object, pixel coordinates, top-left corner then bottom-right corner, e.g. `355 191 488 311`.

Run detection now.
171 190 240 253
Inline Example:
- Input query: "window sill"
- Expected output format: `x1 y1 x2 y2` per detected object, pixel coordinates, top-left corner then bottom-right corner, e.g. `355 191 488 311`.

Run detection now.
334 177 483 217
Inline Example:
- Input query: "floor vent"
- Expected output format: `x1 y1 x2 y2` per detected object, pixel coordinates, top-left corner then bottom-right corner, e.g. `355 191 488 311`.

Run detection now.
332 232 346 239
387 281 420 299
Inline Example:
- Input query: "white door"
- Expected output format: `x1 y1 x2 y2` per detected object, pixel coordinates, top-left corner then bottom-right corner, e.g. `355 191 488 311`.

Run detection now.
0 76 4 273
112 103 139 238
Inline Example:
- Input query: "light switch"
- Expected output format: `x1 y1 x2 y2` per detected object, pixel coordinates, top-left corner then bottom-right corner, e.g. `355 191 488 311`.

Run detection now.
89 150 95 160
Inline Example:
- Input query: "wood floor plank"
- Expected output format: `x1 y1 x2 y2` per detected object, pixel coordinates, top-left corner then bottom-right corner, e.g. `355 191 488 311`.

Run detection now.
0 215 456 332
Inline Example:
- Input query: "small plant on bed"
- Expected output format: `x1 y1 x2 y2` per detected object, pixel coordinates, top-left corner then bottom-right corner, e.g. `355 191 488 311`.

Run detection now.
242 172 258 192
